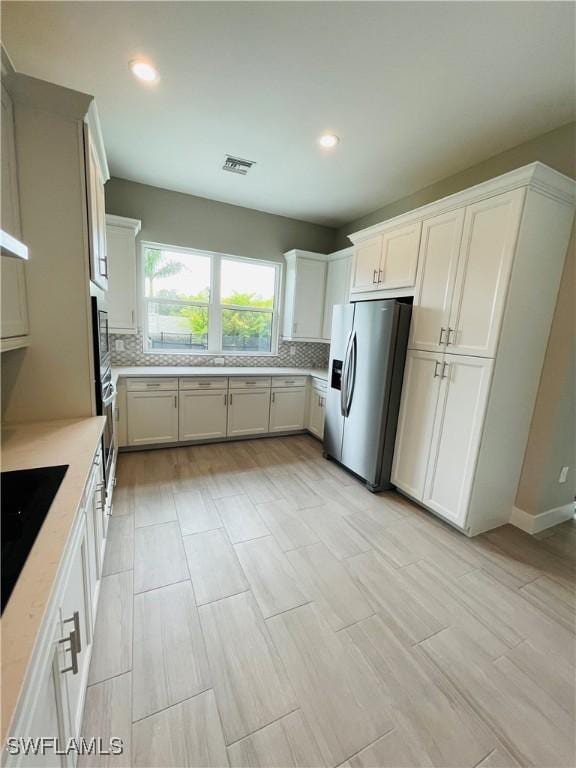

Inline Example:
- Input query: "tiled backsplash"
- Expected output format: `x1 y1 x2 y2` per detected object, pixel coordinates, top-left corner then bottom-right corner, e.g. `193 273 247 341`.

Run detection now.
110 333 330 369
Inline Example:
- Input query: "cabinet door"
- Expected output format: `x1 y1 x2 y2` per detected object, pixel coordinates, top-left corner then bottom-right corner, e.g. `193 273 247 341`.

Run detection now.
447 189 525 358
391 350 443 500
292 258 327 339
1 255 29 338
85 128 108 290
179 390 228 441
378 222 422 289
351 237 382 293
269 388 306 432
59 518 93 740
127 390 179 445
1 84 22 240
116 380 128 447
227 389 271 436
322 256 352 340
7 618 70 767
423 354 493 527
307 388 325 439
107 224 136 333
409 209 464 352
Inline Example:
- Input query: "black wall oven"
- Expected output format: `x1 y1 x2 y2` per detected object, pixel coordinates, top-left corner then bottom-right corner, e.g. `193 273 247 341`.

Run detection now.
91 297 116 486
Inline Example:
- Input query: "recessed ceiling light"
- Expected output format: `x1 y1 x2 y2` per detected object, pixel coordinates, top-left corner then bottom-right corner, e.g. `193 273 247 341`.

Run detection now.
129 60 159 83
318 133 340 149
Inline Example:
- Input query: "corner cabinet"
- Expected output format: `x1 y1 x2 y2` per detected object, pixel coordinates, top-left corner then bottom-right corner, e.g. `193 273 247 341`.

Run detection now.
282 251 327 341
386 163 576 535
106 215 141 334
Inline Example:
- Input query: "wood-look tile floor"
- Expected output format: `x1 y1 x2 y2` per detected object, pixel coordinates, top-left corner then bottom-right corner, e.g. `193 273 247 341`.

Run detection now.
81 435 576 768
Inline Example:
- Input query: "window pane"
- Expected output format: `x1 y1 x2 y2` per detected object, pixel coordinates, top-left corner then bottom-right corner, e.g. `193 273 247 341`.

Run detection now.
144 247 210 302
222 309 273 352
220 259 275 308
147 301 208 351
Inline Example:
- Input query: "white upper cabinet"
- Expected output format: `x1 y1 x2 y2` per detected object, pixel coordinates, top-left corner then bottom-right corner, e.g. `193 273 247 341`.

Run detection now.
1 255 29 341
422 355 493 527
350 236 382 293
1 83 22 243
378 222 422 289
409 209 464 352
322 250 352 340
283 251 327 341
350 223 421 295
447 189 525 358
85 126 108 290
106 214 141 334
283 248 352 342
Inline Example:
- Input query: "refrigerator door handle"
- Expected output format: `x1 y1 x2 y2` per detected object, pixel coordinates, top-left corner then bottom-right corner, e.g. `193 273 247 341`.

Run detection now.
345 331 357 416
340 331 354 416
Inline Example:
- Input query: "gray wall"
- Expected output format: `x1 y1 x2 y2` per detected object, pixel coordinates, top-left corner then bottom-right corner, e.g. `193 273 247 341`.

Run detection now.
105 178 337 262
337 121 576 519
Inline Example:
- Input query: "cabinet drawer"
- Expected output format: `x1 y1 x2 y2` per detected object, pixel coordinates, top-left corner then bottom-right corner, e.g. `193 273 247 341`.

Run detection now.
271 375 308 388
179 377 228 390
126 377 178 391
229 376 272 389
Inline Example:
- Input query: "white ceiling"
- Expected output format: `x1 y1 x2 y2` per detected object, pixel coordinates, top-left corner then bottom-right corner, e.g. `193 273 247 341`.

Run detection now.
3 2 575 227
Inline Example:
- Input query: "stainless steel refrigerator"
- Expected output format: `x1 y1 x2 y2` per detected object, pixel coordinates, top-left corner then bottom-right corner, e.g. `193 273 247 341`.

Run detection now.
324 300 411 492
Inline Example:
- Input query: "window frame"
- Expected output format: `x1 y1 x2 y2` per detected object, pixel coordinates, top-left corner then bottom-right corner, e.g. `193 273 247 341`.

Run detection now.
140 241 282 356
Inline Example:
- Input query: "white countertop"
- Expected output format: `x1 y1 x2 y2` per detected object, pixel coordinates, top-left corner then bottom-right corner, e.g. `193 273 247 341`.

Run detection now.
1 417 106 742
112 366 329 385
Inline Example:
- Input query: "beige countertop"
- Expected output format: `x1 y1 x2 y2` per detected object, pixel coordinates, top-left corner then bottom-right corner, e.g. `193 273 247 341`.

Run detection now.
112 366 329 385
1 416 106 742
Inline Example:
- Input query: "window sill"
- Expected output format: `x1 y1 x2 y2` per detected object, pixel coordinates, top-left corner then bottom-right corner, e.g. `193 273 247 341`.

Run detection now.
142 349 280 358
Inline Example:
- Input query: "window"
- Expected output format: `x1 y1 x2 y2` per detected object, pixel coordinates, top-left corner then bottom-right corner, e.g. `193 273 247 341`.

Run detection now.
142 243 281 355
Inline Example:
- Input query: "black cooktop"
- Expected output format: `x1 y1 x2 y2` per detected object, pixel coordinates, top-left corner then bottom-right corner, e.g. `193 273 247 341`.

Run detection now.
1 465 69 614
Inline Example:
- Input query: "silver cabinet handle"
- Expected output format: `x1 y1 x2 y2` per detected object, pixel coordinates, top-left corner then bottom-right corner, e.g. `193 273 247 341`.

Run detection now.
433 361 441 378
372 269 378 284
446 328 455 345
60 611 81 675
146 382 161 387
224 393 227 406
272 392 276 403
174 395 177 408
131 309 135 324
438 327 446 345
441 362 449 379
293 322 298 334
284 380 295 384
378 268 383 283
317 394 321 406
229 394 233 405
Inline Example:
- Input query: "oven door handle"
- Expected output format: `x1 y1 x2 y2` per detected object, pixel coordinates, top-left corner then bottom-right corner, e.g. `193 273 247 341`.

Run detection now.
102 382 117 407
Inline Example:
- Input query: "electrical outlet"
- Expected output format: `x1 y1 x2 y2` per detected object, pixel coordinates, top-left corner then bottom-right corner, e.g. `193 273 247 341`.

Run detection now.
289 346 296 357
559 466 569 484
114 339 125 352
213 357 225 365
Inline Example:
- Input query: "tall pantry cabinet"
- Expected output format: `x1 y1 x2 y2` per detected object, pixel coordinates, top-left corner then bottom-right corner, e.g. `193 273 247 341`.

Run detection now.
350 164 575 535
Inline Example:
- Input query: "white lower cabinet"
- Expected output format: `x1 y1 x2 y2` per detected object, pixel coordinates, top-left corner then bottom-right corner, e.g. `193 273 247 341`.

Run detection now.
307 385 326 440
392 350 492 529
422 354 493 527
58 517 93 741
127 390 179 445
11 617 70 767
227 389 271 436
179 389 228 440
269 388 306 433
391 350 443 500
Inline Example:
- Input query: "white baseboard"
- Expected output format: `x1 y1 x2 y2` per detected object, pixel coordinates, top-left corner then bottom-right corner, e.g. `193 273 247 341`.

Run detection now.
511 503 574 534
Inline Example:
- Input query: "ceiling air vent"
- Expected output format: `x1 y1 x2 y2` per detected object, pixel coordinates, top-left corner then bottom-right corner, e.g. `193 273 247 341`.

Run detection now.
222 155 255 175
